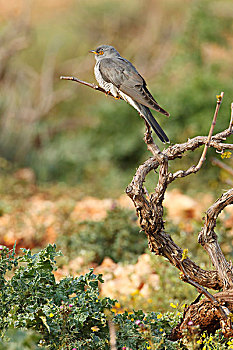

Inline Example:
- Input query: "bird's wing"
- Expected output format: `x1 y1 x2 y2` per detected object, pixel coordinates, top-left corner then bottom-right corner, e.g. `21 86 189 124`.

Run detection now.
99 57 169 116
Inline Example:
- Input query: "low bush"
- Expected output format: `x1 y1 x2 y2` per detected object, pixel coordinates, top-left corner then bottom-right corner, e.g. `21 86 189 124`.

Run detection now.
0 244 231 349
0 244 114 349
57 207 147 264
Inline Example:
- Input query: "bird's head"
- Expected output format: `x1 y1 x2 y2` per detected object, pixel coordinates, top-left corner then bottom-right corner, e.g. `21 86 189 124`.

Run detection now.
89 45 120 60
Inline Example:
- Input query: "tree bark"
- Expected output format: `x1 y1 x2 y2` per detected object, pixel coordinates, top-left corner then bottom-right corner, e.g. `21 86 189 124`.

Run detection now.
61 76 233 338
126 94 233 338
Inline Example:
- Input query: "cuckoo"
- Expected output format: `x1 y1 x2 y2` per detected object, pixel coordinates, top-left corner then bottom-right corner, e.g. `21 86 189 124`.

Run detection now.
90 45 170 143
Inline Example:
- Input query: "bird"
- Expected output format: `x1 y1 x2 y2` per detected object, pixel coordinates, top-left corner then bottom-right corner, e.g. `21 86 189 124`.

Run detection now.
89 45 170 143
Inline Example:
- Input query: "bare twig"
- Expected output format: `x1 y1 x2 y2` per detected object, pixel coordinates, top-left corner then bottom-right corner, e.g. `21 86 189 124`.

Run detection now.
196 92 224 169
60 75 104 91
169 92 224 182
60 76 232 158
60 75 123 100
165 98 232 160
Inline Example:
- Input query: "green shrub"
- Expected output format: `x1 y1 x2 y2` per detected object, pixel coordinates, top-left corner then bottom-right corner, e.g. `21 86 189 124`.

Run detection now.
0 244 115 349
114 310 182 350
0 244 183 349
0 244 231 349
57 207 147 264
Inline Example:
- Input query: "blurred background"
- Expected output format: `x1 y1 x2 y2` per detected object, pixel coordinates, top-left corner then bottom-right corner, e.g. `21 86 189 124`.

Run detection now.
0 0 232 195
0 0 233 311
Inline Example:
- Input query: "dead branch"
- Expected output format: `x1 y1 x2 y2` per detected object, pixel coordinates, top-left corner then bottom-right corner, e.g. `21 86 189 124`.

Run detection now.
167 92 225 182
64 75 232 292
198 189 233 290
63 74 233 338
125 93 233 338
196 92 224 169
127 95 232 285
60 76 122 99
177 256 230 322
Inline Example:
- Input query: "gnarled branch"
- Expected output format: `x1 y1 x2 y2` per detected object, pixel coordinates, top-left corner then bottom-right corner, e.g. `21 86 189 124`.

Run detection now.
126 93 233 337
62 74 233 337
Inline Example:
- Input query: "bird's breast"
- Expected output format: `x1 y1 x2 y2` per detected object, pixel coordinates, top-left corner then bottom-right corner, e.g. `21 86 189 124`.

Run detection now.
94 62 118 97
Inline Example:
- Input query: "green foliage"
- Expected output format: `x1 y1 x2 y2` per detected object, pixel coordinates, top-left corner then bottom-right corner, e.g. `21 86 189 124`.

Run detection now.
193 330 230 350
57 207 147 264
0 244 232 349
0 244 115 349
114 310 182 349
0 244 183 349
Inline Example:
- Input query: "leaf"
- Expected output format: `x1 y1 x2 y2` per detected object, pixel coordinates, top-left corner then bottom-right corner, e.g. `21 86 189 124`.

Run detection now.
89 280 98 289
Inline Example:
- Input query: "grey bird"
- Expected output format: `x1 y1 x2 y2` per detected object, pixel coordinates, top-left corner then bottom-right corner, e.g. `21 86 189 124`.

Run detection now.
89 45 170 143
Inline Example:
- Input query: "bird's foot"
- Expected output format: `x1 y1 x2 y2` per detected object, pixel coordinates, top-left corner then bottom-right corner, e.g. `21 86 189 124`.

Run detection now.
114 95 120 100
105 91 111 97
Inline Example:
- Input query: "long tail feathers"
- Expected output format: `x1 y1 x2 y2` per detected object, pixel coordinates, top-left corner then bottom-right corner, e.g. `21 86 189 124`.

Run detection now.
140 105 169 143
143 86 170 117
153 104 170 117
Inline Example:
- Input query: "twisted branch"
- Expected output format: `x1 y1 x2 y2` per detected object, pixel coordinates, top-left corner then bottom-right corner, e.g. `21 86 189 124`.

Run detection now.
198 189 233 289
127 94 233 294
62 74 233 336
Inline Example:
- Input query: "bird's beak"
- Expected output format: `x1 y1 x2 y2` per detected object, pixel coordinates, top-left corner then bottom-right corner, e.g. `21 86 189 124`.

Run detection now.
89 50 97 54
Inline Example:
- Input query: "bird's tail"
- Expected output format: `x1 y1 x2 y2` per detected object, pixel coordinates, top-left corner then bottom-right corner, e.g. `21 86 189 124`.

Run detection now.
139 105 169 143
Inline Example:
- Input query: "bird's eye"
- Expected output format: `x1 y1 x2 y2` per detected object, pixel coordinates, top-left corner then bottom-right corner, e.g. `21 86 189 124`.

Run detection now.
98 50 104 55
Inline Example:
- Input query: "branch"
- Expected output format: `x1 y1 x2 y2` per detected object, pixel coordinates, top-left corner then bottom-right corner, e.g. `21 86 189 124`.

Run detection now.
196 92 224 168
60 76 232 160
165 98 232 160
177 256 230 321
204 188 233 222
127 98 232 212
198 188 233 289
60 75 122 99
168 93 225 182
126 95 233 292
165 135 233 161
62 76 233 292
127 98 232 197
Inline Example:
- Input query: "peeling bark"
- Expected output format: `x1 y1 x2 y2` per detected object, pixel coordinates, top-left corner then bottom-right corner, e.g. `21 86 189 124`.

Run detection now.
126 95 233 338
62 75 233 339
